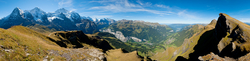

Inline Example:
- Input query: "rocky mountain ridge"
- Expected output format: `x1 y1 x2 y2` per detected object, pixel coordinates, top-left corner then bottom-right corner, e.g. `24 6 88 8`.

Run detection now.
152 13 250 61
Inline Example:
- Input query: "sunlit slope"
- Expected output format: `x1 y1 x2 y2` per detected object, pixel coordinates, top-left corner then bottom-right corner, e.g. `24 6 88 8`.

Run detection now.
151 20 216 61
166 19 218 47
0 26 111 60
154 13 250 61
105 48 145 61
0 26 65 60
26 24 56 35
165 24 205 46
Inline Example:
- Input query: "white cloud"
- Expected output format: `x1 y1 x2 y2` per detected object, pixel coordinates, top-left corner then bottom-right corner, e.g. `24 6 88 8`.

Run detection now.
136 0 143 5
177 10 199 19
91 15 113 19
89 0 172 15
88 0 200 21
58 0 73 8
239 18 250 22
136 0 151 6
70 8 77 12
155 4 171 9
58 0 77 12
144 2 152 6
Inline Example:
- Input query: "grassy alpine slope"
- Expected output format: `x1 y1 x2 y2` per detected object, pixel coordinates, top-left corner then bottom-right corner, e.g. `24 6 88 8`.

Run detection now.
152 16 217 61
88 32 164 57
0 26 113 60
0 25 147 61
165 24 205 47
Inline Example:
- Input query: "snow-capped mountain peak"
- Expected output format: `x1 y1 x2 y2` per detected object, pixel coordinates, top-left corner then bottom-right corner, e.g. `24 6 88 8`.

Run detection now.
30 7 45 13
92 18 98 22
81 16 94 21
70 12 81 22
55 8 69 14
29 7 46 21
10 7 24 16
31 7 42 11
53 8 78 22
6 7 25 20
0 7 116 34
23 10 34 20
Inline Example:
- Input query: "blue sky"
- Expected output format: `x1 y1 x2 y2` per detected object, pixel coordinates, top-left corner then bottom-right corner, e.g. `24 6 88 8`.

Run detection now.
0 0 250 24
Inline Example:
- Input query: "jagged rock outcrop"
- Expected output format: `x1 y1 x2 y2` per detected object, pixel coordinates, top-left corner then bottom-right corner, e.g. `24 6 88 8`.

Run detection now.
175 13 250 61
130 37 142 42
152 13 250 61
100 29 128 42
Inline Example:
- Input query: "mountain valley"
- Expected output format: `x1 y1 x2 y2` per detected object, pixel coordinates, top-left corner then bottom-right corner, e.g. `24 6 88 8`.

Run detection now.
1 7 250 61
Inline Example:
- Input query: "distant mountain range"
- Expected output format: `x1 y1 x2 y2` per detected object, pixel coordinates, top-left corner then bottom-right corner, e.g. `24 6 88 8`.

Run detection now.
0 7 115 34
167 24 191 32
245 23 250 25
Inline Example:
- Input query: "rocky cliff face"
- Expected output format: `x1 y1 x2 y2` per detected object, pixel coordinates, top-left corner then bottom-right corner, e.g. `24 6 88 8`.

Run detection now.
181 13 250 60
100 28 128 42
152 13 250 61
100 28 144 42
179 13 250 61
191 13 250 61
75 19 98 34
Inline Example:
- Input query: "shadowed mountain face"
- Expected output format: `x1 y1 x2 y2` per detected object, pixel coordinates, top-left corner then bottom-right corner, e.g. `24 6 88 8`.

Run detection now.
179 13 250 60
152 13 250 61
50 30 114 51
